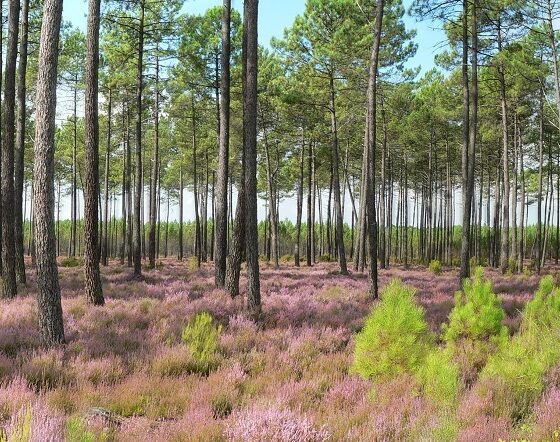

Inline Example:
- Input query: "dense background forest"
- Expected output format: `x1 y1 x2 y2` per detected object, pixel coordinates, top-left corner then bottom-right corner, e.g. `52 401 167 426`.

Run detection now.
4 0 560 440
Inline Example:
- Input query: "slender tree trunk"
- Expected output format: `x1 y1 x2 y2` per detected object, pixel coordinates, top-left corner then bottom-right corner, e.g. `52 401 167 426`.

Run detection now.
262 118 278 267
34 0 65 345
148 52 160 269
244 0 260 314
102 88 112 267
379 102 387 269
537 90 544 273
460 0 477 283
178 167 184 261
83 0 104 305
295 137 304 267
14 0 29 284
365 0 384 298
307 140 313 267
1 0 20 298
215 0 231 286
120 107 127 265
126 104 133 267
133 1 145 277
498 20 510 273
192 99 201 268
328 75 347 274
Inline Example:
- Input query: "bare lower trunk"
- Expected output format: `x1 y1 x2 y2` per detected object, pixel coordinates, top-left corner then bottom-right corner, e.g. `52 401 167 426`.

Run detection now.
1 0 20 298
34 0 65 345
14 0 29 284
243 0 260 314
83 0 104 305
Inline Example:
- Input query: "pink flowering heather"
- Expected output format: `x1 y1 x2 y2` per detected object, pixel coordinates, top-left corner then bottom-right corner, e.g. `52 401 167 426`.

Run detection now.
533 388 560 440
4 401 65 442
224 405 329 442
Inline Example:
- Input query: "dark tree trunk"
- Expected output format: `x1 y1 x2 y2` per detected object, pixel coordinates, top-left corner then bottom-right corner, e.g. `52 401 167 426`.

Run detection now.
215 0 231 287
34 0 65 345
178 167 184 261
329 75 347 274
498 20 510 273
102 88 112 267
148 52 160 269
295 138 304 267
83 0 104 305
459 0 477 283
1 0 20 298
365 0 384 299
243 0 260 314
133 1 145 277
14 0 29 284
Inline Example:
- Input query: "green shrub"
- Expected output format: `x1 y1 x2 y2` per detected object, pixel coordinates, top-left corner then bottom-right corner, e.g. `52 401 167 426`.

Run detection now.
60 256 84 267
416 349 459 405
318 254 334 262
442 267 507 383
478 276 560 420
428 260 442 275
211 392 234 419
353 279 433 381
182 312 222 372
522 275 560 332
66 416 96 442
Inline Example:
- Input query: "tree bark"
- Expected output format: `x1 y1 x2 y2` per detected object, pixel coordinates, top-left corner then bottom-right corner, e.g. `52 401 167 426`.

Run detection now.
365 0 384 299
1 0 20 298
148 52 160 269
243 0 260 314
459 0 478 283
34 0 65 345
14 0 29 284
83 0 104 305
215 0 231 287
295 137 304 267
133 1 145 277
102 88 112 267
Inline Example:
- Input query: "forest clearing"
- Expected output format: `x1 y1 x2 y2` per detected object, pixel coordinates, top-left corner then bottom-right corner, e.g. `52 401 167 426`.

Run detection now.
3 0 560 440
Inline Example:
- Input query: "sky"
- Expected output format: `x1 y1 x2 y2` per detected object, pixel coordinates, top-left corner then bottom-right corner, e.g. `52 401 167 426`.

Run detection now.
54 0 448 224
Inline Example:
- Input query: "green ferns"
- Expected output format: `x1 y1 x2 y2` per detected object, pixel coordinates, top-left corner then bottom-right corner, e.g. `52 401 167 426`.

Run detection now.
353 279 458 404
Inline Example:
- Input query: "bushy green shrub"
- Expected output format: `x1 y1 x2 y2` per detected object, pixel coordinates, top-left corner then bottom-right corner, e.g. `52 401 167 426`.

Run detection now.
478 276 560 421
60 256 84 267
442 267 507 383
353 279 433 381
182 312 222 372
522 275 560 332
416 349 459 405
428 260 442 275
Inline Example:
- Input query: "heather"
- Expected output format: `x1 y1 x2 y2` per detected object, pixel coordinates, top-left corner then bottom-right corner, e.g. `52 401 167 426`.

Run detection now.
0 260 559 440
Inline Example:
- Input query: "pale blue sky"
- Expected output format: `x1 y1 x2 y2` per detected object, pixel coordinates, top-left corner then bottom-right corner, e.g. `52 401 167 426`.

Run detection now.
61 0 447 75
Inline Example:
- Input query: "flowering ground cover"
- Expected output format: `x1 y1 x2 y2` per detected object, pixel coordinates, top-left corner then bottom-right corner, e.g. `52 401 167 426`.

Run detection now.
0 259 557 441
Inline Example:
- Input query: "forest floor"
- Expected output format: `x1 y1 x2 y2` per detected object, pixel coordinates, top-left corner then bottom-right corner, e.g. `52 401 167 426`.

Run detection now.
0 258 555 441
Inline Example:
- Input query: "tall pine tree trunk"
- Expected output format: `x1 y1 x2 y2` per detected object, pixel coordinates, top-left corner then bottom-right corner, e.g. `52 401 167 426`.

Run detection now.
244 0 260 314
133 1 145 277
83 0 104 305
1 0 20 298
34 0 65 345
365 0 384 299
14 0 29 284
